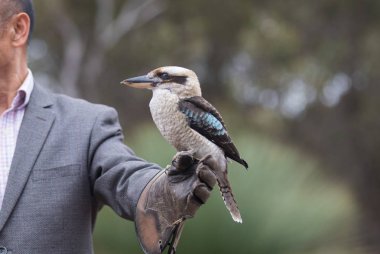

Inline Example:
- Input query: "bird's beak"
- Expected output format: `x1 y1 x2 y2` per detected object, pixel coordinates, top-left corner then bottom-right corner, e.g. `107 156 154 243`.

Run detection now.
121 75 158 89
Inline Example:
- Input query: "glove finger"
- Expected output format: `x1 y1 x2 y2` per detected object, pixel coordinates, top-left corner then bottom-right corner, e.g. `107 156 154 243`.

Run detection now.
200 155 220 173
192 184 211 204
197 165 217 189
172 151 195 171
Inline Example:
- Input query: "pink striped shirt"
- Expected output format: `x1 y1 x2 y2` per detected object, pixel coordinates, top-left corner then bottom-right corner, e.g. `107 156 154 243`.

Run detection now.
0 70 34 210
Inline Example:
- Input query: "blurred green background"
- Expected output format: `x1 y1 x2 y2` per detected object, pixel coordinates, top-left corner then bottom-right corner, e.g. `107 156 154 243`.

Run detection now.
29 0 380 253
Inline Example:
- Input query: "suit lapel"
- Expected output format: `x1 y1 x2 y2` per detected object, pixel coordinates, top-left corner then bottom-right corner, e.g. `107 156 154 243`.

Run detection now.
0 85 55 231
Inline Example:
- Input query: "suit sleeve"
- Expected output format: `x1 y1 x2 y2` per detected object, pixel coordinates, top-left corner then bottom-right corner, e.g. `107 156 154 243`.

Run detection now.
88 106 161 220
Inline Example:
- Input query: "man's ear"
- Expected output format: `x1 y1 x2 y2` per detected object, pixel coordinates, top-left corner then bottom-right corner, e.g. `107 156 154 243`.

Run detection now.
10 12 30 47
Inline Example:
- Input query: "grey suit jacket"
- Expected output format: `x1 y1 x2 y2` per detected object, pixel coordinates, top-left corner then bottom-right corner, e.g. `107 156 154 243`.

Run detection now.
0 85 160 253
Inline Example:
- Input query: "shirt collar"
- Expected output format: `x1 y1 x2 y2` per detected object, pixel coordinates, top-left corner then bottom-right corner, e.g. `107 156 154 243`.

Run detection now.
11 69 34 110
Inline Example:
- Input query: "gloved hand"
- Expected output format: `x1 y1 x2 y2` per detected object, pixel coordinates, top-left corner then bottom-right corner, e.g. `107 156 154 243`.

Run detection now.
135 151 218 254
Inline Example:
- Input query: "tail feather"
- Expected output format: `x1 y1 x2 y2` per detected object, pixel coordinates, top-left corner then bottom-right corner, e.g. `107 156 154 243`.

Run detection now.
213 158 243 223
220 185 242 223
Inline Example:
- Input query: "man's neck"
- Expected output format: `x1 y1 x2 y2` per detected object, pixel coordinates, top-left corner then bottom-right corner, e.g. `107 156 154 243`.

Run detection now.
0 63 28 115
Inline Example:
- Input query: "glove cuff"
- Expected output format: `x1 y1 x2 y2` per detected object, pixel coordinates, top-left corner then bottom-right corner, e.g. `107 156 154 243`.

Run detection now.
135 170 186 254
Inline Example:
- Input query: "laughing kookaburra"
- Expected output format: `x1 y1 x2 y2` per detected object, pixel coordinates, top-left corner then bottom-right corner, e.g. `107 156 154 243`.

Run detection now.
121 66 248 223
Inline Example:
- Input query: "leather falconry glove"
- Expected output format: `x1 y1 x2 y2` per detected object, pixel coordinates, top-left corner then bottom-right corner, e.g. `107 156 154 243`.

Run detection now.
135 151 218 254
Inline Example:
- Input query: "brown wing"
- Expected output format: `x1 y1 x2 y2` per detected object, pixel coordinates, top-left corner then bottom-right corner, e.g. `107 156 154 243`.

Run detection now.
178 96 248 169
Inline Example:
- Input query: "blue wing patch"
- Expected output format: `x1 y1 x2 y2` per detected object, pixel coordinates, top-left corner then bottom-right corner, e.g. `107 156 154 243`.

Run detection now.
181 107 226 136
202 113 226 135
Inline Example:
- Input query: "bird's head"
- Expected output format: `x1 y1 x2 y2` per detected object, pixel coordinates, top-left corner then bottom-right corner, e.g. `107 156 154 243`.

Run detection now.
121 66 202 98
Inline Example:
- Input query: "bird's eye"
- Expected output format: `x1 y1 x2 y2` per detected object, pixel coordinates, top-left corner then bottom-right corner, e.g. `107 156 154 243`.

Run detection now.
159 72 170 80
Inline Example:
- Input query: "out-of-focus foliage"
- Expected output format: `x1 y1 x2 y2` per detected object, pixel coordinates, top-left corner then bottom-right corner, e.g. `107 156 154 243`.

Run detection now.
29 0 380 252
94 126 357 254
